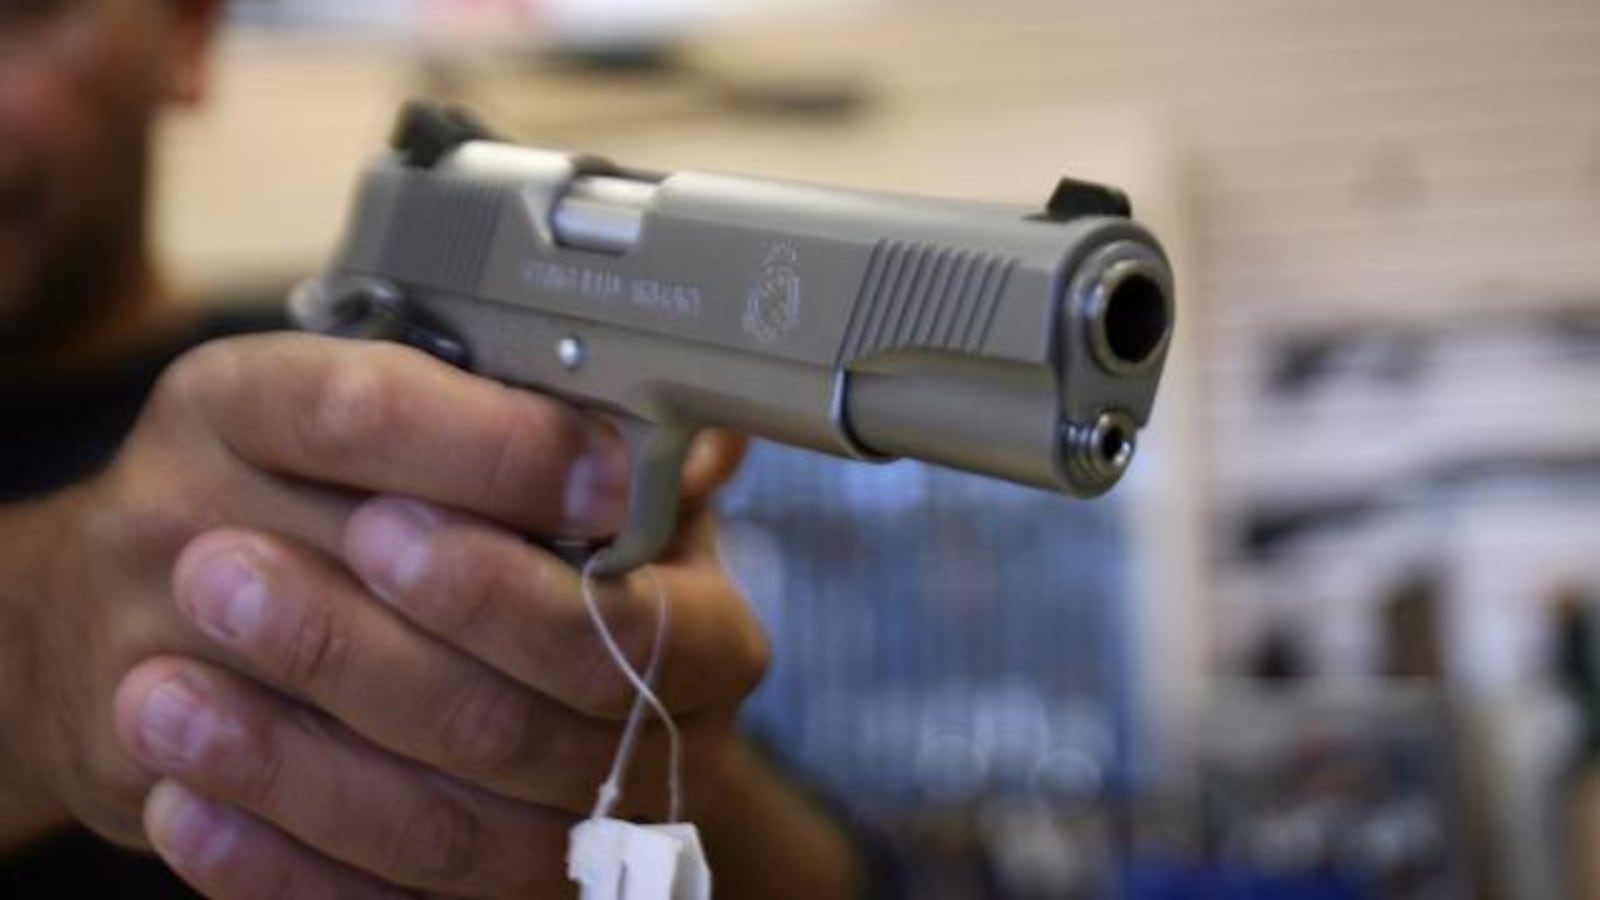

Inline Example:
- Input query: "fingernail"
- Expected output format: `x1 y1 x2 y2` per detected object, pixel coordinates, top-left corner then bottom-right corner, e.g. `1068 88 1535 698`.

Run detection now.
139 678 213 769
353 499 439 595
155 786 238 869
187 552 268 645
564 426 629 535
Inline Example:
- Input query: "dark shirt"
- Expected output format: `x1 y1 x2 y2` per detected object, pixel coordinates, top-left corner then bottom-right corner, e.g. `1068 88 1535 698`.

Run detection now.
0 308 287 502
0 306 286 897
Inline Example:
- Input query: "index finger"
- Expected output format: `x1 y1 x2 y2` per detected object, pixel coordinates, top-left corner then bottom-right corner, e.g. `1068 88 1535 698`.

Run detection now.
168 334 629 537
344 496 770 721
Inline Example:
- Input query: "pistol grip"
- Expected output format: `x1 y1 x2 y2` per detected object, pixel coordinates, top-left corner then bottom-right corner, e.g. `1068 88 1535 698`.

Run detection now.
587 418 696 579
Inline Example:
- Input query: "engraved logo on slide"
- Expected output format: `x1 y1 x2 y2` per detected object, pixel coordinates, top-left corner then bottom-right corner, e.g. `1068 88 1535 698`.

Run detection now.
743 243 802 344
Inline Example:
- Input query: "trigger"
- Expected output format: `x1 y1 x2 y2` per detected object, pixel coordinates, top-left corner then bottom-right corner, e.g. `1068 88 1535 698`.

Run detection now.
586 419 696 579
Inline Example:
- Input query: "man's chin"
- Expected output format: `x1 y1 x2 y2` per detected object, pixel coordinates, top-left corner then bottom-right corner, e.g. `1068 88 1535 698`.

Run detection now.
0 262 67 356
0 248 37 342
0 283 33 345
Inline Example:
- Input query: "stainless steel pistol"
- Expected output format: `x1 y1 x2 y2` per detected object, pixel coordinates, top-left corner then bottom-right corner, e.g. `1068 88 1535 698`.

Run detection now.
292 102 1176 577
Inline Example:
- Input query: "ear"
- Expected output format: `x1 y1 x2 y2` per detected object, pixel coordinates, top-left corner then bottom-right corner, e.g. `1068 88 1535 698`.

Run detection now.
163 0 224 105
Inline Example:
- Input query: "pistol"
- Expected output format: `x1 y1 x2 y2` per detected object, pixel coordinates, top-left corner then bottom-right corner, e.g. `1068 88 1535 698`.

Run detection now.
292 103 1176 576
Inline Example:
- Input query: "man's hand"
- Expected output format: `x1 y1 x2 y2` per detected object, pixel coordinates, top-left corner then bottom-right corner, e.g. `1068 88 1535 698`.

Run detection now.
8 334 770 897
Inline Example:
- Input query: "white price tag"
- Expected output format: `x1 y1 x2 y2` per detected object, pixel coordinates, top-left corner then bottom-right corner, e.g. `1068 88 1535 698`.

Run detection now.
569 818 711 900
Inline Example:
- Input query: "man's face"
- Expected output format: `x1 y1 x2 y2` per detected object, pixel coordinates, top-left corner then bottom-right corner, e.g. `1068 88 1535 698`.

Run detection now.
0 0 210 350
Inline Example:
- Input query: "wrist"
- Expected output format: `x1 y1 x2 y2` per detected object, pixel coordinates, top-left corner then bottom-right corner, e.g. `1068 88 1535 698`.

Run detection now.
696 734 864 900
0 497 77 853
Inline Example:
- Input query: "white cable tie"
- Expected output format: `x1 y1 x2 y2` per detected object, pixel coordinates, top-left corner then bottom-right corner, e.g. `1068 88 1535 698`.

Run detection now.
580 559 683 824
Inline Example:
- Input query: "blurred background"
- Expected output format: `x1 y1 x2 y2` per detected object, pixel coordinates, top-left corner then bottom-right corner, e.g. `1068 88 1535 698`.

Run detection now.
165 1 1600 897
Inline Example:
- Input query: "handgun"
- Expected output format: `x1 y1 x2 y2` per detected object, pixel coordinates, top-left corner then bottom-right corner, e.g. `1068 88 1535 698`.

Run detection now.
292 103 1176 577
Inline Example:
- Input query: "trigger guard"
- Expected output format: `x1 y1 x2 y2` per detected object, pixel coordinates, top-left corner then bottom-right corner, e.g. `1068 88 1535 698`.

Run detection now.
587 420 695 578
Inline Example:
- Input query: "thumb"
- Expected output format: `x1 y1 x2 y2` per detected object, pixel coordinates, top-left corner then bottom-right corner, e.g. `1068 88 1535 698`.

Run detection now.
680 429 749 510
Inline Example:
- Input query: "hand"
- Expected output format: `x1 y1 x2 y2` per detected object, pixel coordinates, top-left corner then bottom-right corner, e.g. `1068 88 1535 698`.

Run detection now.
9 334 767 897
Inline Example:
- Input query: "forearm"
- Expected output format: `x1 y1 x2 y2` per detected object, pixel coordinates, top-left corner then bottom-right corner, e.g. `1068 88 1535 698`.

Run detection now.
699 738 865 900
0 499 73 854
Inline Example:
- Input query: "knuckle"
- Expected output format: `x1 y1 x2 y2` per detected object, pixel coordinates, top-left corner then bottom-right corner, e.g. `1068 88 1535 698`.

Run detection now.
731 612 772 696
277 599 355 690
437 681 530 776
482 399 577 510
230 720 290 814
297 357 396 466
157 341 238 410
572 665 632 720
138 342 247 447
389 792 482 885
417 540 501 643
573 615 655 717
103 500 219 578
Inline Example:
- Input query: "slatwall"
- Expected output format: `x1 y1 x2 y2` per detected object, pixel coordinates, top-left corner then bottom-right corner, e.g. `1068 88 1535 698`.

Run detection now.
799 0 1600 666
